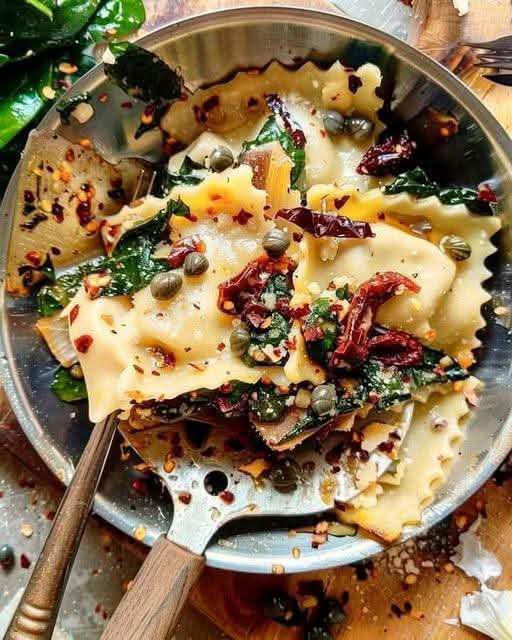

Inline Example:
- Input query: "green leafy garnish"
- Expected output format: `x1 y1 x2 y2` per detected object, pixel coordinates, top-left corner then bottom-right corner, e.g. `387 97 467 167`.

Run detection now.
303 298 338 365
249 384 288 422
83 0 146 44
0 59 53 149
51 366 88 402
104 41 183 103
384 167 496 214
25 0 54 20
242 115 305 189
167 198 190 217
37 207 171 316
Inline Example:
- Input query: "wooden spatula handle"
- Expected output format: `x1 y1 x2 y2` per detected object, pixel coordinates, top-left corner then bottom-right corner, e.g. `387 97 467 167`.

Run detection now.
100 535 204 640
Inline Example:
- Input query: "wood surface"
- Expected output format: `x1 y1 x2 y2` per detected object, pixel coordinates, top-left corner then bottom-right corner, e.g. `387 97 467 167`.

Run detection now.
100 536 205 640
2 1 512 640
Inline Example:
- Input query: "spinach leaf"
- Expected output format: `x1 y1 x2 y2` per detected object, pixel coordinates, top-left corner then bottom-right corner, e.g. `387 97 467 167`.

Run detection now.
383 167 438 198
0 0 102 58
251 312 290 349
360 360 411 410
56 92 91 124
384 167 495 214
26 0 54 20
249 384 288 422
303 298 338 365
51 366 88 402
37 207 171 316
83 0 145 44
242 116 305 189
0 58 53 149
105 42 183 103
167 198 190 217
180 155 204 174
156 156 204 197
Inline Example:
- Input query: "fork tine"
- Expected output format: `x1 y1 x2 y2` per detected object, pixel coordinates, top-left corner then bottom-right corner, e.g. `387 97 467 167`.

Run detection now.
482 73 512 87
475 61 512 71
462 35 512 51
146 170 157 197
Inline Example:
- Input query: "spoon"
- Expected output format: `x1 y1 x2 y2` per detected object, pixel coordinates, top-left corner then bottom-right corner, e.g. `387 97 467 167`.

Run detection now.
99 403 414 640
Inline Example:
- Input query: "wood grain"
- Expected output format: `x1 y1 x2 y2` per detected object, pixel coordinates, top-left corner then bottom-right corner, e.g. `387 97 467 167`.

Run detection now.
100 536 205 640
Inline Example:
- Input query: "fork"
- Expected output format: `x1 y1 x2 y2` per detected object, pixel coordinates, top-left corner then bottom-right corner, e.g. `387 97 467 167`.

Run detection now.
462 35 512 86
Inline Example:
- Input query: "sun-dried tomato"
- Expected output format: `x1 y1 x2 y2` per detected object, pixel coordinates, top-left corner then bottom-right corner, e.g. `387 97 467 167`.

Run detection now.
477 183 497 203
276 207 373 239
218 255 296 315
69 304 80 325
368 328 423 367
330 272 420 368
168 235 204 268
242 301 270 328
357 131 416 176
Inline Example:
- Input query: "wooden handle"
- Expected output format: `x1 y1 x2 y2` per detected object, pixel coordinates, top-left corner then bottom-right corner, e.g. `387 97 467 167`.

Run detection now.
6 414 118 640
100 536 205 640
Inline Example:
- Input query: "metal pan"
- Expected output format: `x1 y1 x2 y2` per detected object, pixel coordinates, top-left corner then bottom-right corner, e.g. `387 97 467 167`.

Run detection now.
1 6 512 574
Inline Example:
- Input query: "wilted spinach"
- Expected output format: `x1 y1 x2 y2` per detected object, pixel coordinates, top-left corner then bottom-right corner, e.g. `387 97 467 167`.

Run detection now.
51 366 88 402
37 207 171 316
384 167 496 214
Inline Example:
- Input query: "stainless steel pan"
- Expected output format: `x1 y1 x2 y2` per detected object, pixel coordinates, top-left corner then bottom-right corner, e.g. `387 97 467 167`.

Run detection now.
1 6 512 574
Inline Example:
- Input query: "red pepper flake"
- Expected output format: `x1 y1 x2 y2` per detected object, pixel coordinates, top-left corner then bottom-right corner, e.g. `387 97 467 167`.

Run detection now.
247 96 259 110
45 510 56 520
330 272 420 368
133 364 144 374
233 209 253 225
131 479 148 495
178 492 192 505
292 232 303 242
217 342 226 351
74 334 93 354
51 201 65 222
24 190 35 203
304 326 324 342
69 304 80 325
265 94 306 148
219 490 235 504
348 74 363 94
478 183 498 203
202 95 220 112
25 250 42 267
20 554 31 569
65 148 75 162
334 196 350 210
290 304 311 320
121 101 133 109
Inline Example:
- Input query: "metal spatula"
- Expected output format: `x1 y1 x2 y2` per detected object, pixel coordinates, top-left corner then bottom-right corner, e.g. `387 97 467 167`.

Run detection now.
100 403 413 640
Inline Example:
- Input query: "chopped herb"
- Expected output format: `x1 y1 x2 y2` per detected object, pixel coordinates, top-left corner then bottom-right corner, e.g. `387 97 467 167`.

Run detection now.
335 284 350 300
303 298 338 365
249 384 288 422
167 197 190 217
51 366 88 402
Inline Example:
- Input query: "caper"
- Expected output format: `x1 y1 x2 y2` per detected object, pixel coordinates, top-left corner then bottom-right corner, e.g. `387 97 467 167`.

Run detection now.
184 251 209 276
0 544 14 569
409 218 433 236
263 228 290 258
311 384 337 416
209 145 234 172
440 234 472 261
345 116 374 141
305 625 332 640
70 363 84 379
150 271 182 300
230 326 250 356
269 458 301 494
322 110 346 136
321 598 346 626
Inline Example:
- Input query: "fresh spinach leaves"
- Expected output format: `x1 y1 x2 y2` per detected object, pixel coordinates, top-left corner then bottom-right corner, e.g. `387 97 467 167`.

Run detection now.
51 366 88 402
242 116 305 189
37 207 171 316
104 41 183 103
384 167 496 214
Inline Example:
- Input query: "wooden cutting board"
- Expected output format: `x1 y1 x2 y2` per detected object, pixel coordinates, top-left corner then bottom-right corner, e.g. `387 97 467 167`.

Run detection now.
2 1 512 639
